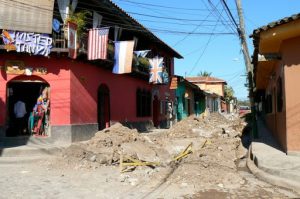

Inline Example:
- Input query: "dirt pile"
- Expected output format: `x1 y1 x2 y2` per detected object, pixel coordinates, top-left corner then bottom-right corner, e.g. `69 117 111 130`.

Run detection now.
61 123 150 169
58 113 247 176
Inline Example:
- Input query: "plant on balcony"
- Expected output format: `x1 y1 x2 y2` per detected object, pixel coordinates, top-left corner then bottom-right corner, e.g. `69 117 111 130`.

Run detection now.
132 54 150 73
64 9 91 48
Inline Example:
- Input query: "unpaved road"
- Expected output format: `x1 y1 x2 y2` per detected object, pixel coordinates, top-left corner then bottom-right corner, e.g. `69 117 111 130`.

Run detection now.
0 157 297 199
1 114 299 198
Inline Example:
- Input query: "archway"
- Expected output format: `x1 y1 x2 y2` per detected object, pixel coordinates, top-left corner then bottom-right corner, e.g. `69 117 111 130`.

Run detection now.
153 95 159 127
6 76 50 137
98 84 110 130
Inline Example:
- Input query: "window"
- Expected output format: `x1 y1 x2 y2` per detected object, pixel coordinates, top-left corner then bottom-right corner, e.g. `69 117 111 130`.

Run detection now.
136 89 151 117
277 77 283 112
164 57 172 75
265 94 273 113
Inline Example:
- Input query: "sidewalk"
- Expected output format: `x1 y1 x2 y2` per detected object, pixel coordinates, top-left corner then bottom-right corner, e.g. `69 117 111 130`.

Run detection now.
247 118 300 194
0 136 69 161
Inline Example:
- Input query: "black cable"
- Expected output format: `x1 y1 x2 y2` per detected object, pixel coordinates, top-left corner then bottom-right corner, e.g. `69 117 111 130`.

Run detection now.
221 0 239 29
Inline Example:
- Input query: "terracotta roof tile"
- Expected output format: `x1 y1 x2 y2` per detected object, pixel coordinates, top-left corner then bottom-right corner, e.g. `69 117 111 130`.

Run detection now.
251 13 300 37
186 76 227 84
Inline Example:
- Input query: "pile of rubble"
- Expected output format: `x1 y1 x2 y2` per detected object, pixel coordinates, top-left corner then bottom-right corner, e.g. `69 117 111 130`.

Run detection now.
57 113 247 176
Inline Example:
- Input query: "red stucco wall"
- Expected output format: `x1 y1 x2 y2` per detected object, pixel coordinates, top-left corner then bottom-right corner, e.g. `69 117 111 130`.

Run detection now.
0 54 71 126
70 61 153 124
0 53 175 128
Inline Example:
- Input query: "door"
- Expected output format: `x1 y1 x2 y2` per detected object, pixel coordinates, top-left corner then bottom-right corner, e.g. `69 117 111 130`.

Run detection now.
153 95 159 127
98 84 110 131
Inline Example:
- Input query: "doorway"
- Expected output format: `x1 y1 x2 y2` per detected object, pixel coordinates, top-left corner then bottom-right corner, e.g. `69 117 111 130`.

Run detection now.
153 95 159 127
6 81 49 137
98 84 110 131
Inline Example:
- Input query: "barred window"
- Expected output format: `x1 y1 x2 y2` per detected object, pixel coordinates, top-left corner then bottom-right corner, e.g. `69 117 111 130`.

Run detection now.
277 77 283 112
137 89 151 117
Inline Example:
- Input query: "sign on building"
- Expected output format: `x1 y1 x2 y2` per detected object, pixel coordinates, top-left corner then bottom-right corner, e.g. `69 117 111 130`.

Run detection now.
5 60 47 75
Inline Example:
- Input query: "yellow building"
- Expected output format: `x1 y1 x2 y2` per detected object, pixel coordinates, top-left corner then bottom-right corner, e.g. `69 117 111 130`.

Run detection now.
186 76 227 97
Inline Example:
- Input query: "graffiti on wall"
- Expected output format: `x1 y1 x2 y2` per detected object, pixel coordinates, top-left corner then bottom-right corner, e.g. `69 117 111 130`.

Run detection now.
1 30 53 56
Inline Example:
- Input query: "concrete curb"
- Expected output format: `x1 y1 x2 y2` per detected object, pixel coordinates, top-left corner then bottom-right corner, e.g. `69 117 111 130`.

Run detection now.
0 155 56 164
1 146 63 157
247 145 300 195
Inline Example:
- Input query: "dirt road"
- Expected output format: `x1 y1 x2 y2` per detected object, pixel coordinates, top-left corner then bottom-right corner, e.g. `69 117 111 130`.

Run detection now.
0 157 296 198
0 114 298 198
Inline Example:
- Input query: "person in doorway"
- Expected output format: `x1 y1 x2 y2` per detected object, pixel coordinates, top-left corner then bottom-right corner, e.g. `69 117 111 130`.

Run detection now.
14 97 27 135
31 87 50 136
31 97 45 135
41 87 50 135
167 101 173 128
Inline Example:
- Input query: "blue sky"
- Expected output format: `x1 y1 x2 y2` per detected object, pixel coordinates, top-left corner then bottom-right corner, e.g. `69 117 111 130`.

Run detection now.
113 0 300 100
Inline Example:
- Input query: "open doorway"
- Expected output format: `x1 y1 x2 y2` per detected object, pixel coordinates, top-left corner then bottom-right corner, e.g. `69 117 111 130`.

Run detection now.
98 84 110 131
153 95 159 127
6 81 50 137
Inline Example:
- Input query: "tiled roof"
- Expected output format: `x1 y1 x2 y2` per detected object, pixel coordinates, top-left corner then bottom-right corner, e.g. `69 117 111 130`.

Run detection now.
106 0 183 58
251 13 300 37
186 76 227 84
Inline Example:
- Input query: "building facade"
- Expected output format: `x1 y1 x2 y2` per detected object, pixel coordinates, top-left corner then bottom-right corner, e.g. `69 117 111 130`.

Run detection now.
0 0 182 143
173 76 205 121
251 13 300 155
186 76 227 113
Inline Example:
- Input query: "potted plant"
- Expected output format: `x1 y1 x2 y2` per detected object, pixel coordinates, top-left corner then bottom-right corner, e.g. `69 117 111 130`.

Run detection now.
64 8 91 49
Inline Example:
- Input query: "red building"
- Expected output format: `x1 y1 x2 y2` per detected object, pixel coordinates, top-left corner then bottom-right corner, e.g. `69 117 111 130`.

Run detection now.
0 0 182 143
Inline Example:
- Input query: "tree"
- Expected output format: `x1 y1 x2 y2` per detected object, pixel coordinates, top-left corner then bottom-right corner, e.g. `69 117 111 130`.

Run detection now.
224 85 235 102
197 71 212 77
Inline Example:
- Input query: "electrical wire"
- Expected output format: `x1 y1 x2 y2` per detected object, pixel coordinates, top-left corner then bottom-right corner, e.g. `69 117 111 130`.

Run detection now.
187 3 226 75
207 0 238 35
115 0 217 11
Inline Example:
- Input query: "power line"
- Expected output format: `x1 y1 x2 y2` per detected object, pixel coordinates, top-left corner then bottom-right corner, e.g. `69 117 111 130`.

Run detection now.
115 0 214 16
207 0 238 35
116 0 216 11
172 1 224 47
126 11 231 22
220 0 239 29
187 2 226 75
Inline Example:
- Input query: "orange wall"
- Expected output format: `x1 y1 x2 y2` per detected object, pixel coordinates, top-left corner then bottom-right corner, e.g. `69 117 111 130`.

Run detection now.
195 82 224 96
281 36 300 153
264 59 287 151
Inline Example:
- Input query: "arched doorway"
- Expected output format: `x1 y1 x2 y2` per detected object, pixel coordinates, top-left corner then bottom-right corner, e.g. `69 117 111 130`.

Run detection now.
98 84 110 130
6 76 50 137
153 95 159 127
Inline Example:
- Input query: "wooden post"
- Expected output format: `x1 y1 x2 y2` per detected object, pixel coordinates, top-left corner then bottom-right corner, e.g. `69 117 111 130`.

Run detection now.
235 0 258 138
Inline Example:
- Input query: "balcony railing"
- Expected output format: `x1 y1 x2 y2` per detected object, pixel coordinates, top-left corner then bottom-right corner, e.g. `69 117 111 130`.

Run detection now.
52 29 68 50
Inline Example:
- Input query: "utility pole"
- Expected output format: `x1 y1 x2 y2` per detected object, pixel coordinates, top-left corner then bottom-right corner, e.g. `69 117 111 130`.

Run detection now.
235 0 252 74
235 0 257 138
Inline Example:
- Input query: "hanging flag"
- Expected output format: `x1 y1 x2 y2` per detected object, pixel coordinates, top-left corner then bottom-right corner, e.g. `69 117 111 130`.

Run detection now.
57 0 69 22
149 57 164 84
93 11 103 28
88 28 109 60
134 50 150 58
68 21 77 59
112 41 135 74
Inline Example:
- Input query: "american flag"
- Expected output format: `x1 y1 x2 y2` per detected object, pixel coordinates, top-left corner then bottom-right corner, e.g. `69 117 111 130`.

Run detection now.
149 57 164 84
88 28 109 60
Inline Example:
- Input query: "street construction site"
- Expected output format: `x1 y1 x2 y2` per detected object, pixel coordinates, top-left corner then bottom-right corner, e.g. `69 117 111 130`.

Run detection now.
0 113 298 198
